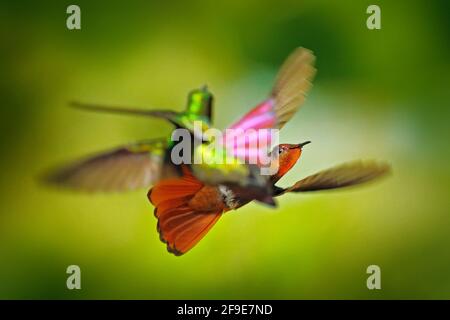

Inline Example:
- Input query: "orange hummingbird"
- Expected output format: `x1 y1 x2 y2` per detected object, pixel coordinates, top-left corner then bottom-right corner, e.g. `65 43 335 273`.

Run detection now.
148 152 390 256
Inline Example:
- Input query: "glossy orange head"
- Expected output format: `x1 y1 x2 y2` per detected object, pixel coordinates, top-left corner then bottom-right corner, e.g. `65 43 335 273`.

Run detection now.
271 141 310 182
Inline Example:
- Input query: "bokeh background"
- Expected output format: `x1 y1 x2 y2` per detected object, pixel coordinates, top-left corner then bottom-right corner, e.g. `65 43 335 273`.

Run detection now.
0 0 449 299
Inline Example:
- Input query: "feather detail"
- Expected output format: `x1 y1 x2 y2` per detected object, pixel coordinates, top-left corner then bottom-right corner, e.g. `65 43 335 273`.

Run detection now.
278 160 391 194
148 174 222 255
222 47 316 163
271 47 316 129
42 139 166 192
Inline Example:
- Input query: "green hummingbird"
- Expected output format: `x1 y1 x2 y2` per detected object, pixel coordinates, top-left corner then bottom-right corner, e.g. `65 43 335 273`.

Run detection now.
44 86 218 189
45 85 275 204
45 47 319 204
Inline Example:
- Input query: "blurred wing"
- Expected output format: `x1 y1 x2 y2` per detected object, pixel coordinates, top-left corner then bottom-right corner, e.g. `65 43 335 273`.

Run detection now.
228 47 316 133
224 48 315 161
71 101 212 135
271 47 316 129
43 139 167 192
71 102 180 126
280 160 391 194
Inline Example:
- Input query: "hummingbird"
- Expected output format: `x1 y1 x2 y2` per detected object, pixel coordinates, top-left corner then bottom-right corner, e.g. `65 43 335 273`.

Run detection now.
43 47 391 256
46 47 318 205
43 86 215 192
46 85 275 205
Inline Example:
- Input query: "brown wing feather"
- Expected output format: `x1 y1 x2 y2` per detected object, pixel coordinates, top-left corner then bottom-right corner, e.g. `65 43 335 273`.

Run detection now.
280 160 391 194
43 139 167 192
271 47 316 129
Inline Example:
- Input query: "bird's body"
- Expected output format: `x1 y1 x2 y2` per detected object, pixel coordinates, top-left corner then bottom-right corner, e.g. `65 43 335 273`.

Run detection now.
191 185 239 212
154 143 308 215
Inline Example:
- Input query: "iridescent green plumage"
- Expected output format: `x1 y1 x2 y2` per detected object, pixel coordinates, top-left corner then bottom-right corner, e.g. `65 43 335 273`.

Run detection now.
45 86 269 195
185 86 213 123
166 87 270 190
46 48 316 200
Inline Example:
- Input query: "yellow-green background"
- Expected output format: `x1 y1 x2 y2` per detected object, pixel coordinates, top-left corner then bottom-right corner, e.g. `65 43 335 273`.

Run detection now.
0 0 449 299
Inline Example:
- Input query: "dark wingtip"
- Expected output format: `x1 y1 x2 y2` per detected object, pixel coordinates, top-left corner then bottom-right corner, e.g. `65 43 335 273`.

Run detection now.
256 195 277 208
168 245 184 256
69 100 81 108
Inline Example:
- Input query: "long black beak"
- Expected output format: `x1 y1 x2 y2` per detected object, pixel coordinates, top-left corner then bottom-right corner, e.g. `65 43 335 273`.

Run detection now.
293 141 311 149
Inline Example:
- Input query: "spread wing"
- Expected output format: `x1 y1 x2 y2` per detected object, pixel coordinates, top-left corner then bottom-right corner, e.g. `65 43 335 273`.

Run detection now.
71 102 182 126
43 139 167 192
71 86 214 131
224 48 316 162
148 168 222 256
228 47 316 132
278 160 391 195
71 102 208 141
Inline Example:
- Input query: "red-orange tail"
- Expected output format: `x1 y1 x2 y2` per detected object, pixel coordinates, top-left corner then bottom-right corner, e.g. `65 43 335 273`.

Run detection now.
148 172 222 256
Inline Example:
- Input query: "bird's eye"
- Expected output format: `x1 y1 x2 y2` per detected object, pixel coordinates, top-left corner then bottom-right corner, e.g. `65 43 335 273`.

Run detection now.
278 148 283 154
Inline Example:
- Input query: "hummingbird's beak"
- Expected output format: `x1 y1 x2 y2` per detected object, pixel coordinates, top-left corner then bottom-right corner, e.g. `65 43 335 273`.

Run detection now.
292 141 311 149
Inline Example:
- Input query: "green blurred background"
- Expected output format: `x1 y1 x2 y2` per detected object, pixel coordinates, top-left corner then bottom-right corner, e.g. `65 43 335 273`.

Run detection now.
0 0 449 299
